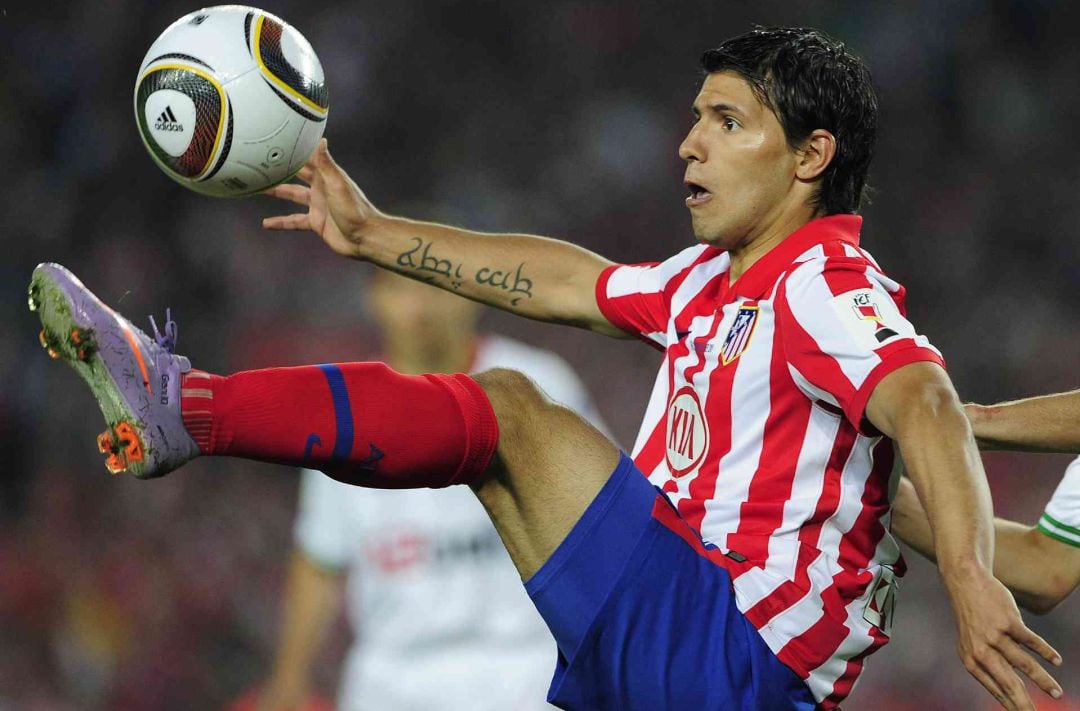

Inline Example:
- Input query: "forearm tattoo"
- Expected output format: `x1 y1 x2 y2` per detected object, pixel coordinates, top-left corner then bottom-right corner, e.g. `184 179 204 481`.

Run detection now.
396 237 534 305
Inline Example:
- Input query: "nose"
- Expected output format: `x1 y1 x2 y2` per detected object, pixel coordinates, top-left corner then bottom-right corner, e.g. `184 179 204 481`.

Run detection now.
678 122 704 163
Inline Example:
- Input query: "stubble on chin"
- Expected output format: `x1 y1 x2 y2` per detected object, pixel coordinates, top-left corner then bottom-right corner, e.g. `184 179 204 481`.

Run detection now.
691 217 731 249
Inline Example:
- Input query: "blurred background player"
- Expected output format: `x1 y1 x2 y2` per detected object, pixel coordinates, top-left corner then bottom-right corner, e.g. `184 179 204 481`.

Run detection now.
260 270 604 711
893 390 1080 614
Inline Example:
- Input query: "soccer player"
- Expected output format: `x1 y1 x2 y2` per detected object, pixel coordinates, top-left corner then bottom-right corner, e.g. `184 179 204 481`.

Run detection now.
893 390 1080 614
31 27 1062 710
261 271 602 711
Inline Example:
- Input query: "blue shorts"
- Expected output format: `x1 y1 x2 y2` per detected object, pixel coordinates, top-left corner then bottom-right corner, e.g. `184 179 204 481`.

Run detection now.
525 454 816 711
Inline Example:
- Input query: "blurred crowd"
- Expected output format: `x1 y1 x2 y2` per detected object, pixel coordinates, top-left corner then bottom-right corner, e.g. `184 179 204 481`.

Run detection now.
2 0 1079 708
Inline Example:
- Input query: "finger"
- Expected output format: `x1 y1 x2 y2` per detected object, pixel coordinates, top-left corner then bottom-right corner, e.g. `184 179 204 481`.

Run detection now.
314 139 341 176
262 214 311 231
1000 639 1063 699
264 183 310 206
982 653 1035 711
296 165 315 183
1013 624 1062 667
307 138 327 167
968 660 1013 711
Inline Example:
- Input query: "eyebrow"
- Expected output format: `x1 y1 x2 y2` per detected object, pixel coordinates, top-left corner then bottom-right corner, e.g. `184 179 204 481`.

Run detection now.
691 102 746 118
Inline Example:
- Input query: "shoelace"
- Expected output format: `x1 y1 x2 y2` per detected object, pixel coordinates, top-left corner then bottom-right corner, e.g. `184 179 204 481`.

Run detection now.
148 308 178 354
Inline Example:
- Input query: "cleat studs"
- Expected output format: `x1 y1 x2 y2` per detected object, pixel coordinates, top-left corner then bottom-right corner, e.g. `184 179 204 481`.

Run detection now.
99 428 130 474
114 422 145 464
96 431 115 454
105 453 127 475
28 295 38 312
47 348 61 360
70 329 96 361
38 329 48 348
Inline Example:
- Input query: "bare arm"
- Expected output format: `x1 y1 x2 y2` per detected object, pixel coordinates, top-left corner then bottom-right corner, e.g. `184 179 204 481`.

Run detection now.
967 389 1080 453
259 551 345 711
892 477 1080 614
264 140 623 336
865 362 1061 709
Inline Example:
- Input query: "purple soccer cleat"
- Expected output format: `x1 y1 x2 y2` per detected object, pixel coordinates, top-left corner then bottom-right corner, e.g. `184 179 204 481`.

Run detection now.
29 263 200 478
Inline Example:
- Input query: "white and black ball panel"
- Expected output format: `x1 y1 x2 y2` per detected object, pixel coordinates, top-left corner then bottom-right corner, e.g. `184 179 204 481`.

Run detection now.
220 69 323 180
138 6 258 83
134 5 328 198
253 14 328 117
290 115 326 174
134 65 228 182
142 90 197 157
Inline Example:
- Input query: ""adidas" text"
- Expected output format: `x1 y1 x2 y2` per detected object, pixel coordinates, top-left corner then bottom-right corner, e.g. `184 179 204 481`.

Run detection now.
154 106 184 132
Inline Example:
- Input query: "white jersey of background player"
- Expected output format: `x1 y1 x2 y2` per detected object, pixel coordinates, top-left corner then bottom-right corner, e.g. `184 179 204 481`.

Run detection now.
1040 457 1080 551
261 271 605 711
892 389 1080 614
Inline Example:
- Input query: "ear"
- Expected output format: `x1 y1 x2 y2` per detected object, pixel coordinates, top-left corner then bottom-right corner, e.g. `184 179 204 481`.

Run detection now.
795 129 836 181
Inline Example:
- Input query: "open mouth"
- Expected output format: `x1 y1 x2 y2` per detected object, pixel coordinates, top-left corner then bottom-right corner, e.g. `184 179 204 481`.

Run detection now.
685 181 712 207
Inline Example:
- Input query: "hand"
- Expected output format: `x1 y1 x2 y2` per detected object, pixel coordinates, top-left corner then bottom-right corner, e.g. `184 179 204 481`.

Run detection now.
263 139 382 258
944 564 1062 710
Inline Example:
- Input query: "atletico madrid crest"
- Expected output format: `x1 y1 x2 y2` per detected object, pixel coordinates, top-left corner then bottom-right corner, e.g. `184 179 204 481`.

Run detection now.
720 304 759 365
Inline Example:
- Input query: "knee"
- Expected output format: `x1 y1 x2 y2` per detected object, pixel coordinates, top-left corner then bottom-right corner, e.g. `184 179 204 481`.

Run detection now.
472 368 552 437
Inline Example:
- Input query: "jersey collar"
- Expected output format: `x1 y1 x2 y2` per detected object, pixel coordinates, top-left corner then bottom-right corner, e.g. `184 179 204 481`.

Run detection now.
728 214 863 299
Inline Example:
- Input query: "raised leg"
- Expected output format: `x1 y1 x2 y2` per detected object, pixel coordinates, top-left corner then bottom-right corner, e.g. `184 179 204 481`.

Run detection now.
470 368 621 579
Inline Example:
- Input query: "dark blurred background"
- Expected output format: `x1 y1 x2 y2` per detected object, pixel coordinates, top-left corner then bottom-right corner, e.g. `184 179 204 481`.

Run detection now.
2 1 1079 709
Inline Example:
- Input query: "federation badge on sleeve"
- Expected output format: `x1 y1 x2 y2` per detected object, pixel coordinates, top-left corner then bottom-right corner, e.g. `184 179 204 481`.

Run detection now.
720 304 759 365
850 294 899 343
829 288 908 350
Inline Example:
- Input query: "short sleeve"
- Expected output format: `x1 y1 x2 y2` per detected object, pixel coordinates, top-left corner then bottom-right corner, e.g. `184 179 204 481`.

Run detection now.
293 467 354 570
776 256 945 432
1038 457 1080 548
595 244 716 349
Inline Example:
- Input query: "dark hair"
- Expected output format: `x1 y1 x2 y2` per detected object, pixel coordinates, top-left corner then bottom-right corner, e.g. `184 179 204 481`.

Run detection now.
701 27 876 215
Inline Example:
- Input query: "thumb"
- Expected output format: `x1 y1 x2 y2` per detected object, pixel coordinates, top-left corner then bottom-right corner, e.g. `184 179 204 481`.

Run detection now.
313 139 347 186
315 138 339 170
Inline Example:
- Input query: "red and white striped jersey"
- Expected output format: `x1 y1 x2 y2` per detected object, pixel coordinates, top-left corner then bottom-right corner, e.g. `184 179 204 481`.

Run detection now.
595 215 944 708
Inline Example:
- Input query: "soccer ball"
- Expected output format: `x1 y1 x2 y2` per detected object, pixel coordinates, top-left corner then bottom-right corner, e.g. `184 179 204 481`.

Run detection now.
134 5 328 198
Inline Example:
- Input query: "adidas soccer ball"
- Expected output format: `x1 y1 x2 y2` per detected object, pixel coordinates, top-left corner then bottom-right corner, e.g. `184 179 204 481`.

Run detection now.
134 5 328 198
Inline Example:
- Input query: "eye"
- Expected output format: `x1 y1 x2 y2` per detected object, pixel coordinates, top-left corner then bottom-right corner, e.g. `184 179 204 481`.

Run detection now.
722 116 741 131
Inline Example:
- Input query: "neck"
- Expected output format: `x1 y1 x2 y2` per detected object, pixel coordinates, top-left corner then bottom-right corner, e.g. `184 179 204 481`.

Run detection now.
386 335 475 375
728 203 820 281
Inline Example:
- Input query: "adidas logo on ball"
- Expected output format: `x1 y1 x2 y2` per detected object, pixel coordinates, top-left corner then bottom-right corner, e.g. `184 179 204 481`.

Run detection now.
154 106 184 132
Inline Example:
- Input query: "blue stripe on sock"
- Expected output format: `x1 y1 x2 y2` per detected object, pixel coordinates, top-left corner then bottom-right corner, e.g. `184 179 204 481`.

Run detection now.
317 364 354 465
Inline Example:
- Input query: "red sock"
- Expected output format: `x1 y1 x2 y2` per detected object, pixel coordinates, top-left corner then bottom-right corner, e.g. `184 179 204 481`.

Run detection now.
180 363 498 488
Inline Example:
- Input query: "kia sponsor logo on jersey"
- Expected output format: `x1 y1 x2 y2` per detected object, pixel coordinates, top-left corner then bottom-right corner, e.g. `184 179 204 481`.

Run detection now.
830 288 907 350
666 386 709 477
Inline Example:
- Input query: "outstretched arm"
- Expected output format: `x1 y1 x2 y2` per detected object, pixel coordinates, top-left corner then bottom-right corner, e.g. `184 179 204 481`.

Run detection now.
264 140 623 336
892 476 1080 614
967 389 1080 453
866 362 1062 710
258 551 345 711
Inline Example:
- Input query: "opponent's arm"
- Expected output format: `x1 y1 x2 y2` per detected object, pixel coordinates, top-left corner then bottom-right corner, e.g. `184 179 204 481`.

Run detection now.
865 362 1062 710
259 551 345 711
966 389 1080 453
892 477 1080 614
264 140 623 336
